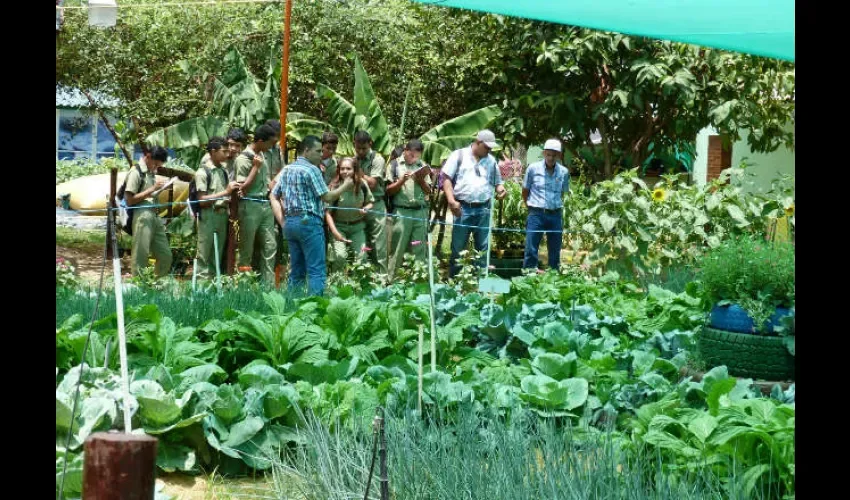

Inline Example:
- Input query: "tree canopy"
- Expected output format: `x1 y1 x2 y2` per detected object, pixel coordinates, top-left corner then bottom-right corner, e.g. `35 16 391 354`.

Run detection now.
56 0 794 179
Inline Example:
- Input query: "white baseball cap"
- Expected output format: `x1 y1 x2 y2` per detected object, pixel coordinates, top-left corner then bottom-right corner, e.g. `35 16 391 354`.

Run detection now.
476 130 499 149
543 139 562 152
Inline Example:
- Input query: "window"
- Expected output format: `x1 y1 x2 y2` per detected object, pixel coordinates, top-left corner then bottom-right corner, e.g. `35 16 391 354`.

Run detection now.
56 108 119 160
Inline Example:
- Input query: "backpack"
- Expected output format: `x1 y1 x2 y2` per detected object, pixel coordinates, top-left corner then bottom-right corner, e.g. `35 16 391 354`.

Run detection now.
438 149 495 193
115 164 143 235
188 166 229 221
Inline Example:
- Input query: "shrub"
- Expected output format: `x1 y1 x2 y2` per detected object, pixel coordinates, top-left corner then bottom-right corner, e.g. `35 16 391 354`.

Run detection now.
695 234 794 329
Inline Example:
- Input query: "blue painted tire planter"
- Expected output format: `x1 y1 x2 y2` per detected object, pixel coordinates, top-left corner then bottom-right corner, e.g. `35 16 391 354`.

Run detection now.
709 304 794 334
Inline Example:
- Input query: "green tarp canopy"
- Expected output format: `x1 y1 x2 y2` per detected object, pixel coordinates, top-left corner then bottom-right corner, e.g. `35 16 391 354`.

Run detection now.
411 0 794 61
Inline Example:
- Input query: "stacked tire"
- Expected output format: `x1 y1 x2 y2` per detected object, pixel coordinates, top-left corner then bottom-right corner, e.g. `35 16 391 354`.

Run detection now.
697 305 795 381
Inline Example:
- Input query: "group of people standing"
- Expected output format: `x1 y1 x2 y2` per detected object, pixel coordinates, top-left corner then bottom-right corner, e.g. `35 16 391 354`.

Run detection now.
125 124 572 297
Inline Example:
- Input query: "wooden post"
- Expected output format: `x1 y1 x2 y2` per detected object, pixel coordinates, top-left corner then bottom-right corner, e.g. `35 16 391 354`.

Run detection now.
378 408 389 500
82 432 157 500
226 191 240 275
107 168 117 260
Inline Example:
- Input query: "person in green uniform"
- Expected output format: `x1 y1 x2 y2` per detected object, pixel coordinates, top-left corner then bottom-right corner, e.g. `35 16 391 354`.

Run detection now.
320 131 339 186
200 128 246 181
235 123 280 285
264 119 285 181
325 157 375 273
194 137 242 279
385 139 432 278
124 146 172 277
354 130 389 273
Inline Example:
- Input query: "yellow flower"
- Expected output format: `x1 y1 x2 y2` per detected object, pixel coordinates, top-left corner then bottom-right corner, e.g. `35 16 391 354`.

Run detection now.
652 188 666 202
784 204 795 217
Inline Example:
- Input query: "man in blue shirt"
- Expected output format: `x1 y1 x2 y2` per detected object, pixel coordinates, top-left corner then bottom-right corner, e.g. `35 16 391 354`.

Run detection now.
442 130 507 277
522 138 570 271
270 135 353 296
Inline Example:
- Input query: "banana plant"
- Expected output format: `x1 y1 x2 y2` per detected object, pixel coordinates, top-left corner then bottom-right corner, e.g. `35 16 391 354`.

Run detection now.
295 54 503 166
146 45 282 168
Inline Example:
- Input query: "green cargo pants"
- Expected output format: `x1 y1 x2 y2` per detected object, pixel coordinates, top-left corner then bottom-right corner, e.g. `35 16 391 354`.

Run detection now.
388 206 428 278
131 208 172 277
365 199 389 274
238 201 277 285
328 220 368 273
196 208 228 279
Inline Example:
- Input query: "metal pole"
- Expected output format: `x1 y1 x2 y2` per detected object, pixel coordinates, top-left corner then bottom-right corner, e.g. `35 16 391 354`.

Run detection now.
109 216 132 433
279 0 293 148
485 194 496 277
378 407 389 500
192 258 198 293
417 324 424 414
427 232 437 372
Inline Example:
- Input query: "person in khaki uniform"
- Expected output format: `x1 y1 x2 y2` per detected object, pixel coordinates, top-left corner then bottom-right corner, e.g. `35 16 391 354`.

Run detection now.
124 146 173 276
325 157 374 273
235 123 280 285
200 128 246 181
320 131 339 185
194 137 242 279
354 130 389 273
264 119 285 180
385 139 431 278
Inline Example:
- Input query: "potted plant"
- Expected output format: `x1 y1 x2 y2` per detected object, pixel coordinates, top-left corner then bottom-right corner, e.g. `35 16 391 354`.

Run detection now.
694 235 795 380
491 181 527 277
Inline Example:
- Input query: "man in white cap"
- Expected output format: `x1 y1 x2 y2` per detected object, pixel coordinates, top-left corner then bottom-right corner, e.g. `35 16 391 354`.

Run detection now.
442 129 507 277
522 138 570 271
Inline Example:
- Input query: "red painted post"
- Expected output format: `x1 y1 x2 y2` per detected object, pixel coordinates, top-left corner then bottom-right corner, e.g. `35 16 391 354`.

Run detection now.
226 191 240 275
82 432 158 500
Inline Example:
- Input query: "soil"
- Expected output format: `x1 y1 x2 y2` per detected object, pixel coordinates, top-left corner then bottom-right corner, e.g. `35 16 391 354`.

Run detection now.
157 473 279 499
56 245 132 282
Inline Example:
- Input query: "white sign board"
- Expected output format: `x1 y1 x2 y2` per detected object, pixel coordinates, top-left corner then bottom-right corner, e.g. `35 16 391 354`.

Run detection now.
478 277 511 294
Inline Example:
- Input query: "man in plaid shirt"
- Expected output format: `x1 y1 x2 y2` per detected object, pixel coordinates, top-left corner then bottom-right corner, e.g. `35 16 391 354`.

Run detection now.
270 135 352 296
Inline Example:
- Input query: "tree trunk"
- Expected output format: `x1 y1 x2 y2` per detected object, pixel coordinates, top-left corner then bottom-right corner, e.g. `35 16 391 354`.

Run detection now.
597 117 614 179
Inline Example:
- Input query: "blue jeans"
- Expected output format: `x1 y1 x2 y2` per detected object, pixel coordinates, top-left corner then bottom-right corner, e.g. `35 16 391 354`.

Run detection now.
523 208 563 270
284 215 326 296
449 203 492 277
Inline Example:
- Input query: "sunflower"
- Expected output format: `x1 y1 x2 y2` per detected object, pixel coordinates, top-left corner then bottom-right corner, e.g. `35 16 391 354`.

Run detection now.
784 204 795 217
652 188 666 202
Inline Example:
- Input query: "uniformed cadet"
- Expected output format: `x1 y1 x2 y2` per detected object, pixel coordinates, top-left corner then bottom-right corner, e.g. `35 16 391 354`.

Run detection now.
193 137 241 279
354 130 389 273
320 131 340 186
200 128 246 181
385 139 431 278
235 123 280 285
123 146 173 277
324 157 374 273
264 119 285 181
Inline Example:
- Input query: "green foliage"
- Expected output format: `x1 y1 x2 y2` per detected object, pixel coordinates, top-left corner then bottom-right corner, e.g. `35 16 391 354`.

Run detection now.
56 271 793 497
466 19 795 179
56 158 117 185
564 165 795 276
56 258 79 290
695 234 795 329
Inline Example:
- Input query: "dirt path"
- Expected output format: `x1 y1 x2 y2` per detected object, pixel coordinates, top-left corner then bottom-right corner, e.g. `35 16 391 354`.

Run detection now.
56 245 132 282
